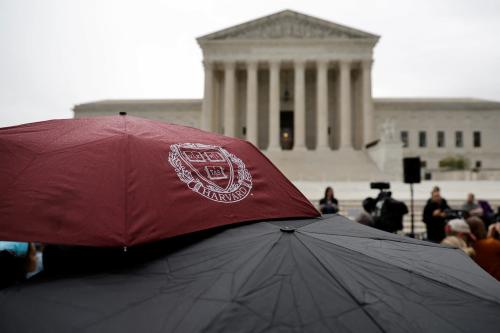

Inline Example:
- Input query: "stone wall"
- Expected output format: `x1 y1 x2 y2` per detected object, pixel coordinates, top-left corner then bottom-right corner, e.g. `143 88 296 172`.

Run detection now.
73 97 500 181
374 99 500 172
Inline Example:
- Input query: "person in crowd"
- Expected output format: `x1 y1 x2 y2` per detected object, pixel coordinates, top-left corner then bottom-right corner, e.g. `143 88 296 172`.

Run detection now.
445 219 476 244
466 217 500 280
426 186 449 206
477 199 496 228
441 236 475 257
441 219 475 257
489 222 500 240
355 197 375 227
462 193 483 218
319 186 339 214
0 241 38 289
372 191 408 233
423 188 450 243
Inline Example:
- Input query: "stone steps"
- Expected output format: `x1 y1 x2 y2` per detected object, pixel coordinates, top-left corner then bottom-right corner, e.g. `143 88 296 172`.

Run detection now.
264 149 388 181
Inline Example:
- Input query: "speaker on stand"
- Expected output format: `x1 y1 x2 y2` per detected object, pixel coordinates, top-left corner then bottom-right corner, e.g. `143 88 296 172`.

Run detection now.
403 157 421 238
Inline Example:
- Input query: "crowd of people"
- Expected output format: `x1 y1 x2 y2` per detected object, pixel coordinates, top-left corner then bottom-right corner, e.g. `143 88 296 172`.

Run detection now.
318 185 500 281
422 186 500 280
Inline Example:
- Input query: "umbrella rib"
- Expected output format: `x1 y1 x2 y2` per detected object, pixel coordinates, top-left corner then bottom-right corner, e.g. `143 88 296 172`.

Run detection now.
0 124 89 202
166 231 278 274
288 259 305 328
293 233 386 333
32 134 124 156
162 232 284 332
267 236 290 328
234 232 285 294
364 287 469 333
199 233 285 332
265 276 285 330
302 230 443 248
77 292 164 332
298 232 500 306
123 117 130 246
288 236 354 332
166 273 228 333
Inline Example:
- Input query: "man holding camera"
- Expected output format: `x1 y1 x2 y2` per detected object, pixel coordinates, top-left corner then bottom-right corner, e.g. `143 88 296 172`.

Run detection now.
423 188 450 243
363 183 408 233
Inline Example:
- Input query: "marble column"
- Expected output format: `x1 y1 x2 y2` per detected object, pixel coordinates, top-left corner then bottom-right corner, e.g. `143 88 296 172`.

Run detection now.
316 60 329 150
223 62 236 137
201 60 214 131
294 60 306 150
361 59 374 147
268 60 281 150
339 60 352 149
246 61 258 145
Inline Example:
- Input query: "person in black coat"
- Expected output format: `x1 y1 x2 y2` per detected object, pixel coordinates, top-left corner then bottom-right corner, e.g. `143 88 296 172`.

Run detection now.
319 187 339 214
423 189 450 243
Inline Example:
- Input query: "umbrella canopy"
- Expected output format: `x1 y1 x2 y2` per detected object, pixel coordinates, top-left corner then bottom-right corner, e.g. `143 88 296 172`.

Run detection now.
1 215 499 332
0 115 318 246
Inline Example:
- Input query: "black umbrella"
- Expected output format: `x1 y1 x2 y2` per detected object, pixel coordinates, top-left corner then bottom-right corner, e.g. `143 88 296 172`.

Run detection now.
1 215 499 332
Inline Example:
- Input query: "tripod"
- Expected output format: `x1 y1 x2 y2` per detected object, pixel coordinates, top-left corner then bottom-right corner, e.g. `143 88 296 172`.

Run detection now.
408 183 415 238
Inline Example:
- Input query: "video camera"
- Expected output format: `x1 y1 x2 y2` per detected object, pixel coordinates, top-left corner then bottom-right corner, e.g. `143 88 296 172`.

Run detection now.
370 182 392 202
370 182 390 191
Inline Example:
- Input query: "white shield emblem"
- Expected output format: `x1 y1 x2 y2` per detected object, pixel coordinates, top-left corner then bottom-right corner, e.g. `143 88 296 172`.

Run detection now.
168 143 252 203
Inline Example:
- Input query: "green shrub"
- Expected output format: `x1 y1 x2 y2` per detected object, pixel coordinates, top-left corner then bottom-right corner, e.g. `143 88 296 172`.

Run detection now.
439 155 469 170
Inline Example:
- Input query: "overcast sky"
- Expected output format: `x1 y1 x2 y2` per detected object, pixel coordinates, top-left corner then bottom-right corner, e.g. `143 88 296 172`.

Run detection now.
1 0 499 127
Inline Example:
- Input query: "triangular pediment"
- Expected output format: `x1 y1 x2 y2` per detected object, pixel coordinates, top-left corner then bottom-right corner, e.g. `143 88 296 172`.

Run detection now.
198 10 378 41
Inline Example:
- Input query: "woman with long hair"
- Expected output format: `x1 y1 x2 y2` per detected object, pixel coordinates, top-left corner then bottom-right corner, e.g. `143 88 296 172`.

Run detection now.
319 186 339 214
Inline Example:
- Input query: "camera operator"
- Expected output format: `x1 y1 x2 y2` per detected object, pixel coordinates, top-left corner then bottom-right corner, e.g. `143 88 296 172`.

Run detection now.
423 188 450 243
365 183 408 233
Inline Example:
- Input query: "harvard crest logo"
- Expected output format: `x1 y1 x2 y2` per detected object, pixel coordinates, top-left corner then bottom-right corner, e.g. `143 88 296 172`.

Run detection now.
168 143 252 203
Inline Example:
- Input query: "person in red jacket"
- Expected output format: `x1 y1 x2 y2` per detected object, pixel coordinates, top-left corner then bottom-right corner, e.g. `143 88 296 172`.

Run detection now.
467 217 500 281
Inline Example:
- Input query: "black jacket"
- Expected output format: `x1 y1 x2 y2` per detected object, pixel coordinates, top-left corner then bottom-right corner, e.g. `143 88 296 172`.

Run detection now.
423 199 450 243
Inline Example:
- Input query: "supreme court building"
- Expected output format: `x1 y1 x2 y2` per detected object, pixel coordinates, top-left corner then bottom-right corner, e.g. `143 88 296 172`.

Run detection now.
74 10 500 181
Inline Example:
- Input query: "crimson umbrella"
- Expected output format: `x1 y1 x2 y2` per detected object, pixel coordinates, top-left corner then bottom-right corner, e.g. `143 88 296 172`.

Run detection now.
0 115 318 246
1 215 499 332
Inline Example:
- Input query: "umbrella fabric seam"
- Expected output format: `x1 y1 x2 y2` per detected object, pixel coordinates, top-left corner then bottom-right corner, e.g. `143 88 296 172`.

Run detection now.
78 291 163 332
164 230 279 272
200 233 285 332
160 231 283 331
301 230 490 287
267 236 290 328
347 259 473 332
123 116 130 247
293 233 386 333
237 232 285 295
0 124 88 203
168 272 233 332
302 230 446 248
298 231 500 305
24 134 124 157
288 234 361 331
363 282 468 333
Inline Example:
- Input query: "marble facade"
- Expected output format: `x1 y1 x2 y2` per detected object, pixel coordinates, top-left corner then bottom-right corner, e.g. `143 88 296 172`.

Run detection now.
73 10 500 181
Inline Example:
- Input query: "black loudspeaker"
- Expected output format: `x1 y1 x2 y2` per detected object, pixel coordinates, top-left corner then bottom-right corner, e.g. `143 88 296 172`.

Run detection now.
403 157 421 184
